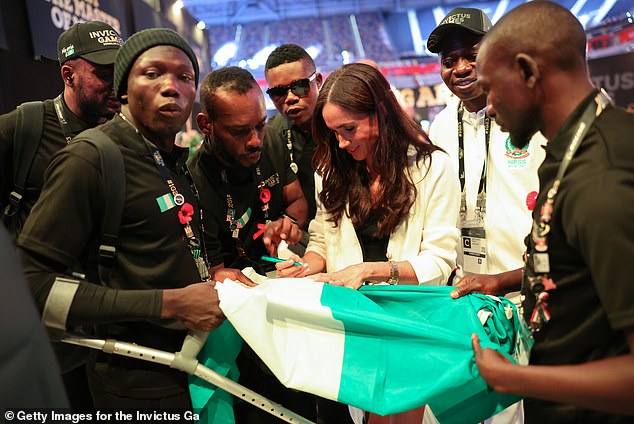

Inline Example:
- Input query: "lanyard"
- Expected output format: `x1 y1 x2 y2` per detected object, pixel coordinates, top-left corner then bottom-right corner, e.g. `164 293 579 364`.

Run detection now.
526 90 611 332
457 102 491 222
149 146 209 281
255 166 272 224
284 129 299 173
120 113 210 281
221 166 274 257
221 169 249 257
53 95 74 143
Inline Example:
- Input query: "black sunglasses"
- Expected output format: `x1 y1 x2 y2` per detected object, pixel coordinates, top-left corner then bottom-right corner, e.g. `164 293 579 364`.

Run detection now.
266 72 317 100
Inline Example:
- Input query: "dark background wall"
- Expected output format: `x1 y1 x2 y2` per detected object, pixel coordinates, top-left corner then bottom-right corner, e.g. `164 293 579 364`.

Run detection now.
0 0 209 115
0 1 63 114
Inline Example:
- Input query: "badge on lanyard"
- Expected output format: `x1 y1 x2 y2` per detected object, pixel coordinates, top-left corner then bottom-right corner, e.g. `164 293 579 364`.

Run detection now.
285 130 298 174
461 226 487 274
523 90 611 333
457 102 490 275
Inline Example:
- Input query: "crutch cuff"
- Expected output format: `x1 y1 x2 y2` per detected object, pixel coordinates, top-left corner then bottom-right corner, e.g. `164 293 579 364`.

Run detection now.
42 276 80 341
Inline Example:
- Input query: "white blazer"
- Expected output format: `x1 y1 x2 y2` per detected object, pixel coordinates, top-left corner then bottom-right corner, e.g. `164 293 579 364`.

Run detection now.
306 149 460 285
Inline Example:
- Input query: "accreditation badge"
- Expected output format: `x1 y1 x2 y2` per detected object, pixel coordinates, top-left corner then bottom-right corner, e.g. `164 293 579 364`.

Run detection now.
461 226 487 274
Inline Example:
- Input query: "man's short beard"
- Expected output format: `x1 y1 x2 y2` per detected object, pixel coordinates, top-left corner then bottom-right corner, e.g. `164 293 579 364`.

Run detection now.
509 130 534 150
103 109 117 120
210 134 233 164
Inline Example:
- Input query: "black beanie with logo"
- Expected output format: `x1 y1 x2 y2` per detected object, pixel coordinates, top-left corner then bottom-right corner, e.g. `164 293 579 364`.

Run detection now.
114 28 199 100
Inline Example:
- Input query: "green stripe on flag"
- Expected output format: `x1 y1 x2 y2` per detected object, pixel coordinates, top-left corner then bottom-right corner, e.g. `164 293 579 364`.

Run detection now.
156 193 175 212
189 320 242 424
319 284 522 423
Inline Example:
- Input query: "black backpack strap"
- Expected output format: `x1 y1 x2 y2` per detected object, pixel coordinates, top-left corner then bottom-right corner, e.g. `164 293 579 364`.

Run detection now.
2 101 45 231
77 128 126 284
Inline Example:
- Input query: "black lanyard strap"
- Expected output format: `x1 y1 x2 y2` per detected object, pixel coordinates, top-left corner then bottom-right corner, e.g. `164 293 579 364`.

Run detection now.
221 169 247 257
255 166 271 224
53 95 74 143
221 165 276 257
148 146 209 280
457 102 491 221
533 90 611 241
554 90 611 183
284 129 298 173
120 113 209 281
526 89 611 332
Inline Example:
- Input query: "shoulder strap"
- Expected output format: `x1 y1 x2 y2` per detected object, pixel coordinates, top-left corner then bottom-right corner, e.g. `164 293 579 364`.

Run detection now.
2 101 45 232
76 128 126 284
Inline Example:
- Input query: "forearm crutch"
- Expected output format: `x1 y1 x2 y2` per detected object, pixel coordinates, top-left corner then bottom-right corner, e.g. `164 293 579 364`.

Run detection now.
62 331 315 424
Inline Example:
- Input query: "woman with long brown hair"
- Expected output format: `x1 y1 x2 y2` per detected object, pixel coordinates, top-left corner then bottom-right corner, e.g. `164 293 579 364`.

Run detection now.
276 62 461 422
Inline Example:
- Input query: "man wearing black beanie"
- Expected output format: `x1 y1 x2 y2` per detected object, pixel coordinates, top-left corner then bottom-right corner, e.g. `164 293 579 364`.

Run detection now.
114 28 200 102
18 28 252 411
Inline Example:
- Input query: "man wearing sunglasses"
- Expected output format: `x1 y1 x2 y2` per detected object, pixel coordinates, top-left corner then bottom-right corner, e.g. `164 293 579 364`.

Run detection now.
264 44 322 228
264 46 354 424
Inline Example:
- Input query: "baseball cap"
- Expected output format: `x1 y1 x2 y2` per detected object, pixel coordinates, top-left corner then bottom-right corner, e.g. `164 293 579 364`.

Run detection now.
57 21 123 65
427 8 492 53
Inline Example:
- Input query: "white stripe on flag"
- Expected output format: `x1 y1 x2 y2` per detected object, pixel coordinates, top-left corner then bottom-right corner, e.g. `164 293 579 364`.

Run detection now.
216 278 345 398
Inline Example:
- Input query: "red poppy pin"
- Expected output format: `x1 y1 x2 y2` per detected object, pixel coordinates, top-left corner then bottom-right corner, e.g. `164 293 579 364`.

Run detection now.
178 202 194 224
260 188 271 204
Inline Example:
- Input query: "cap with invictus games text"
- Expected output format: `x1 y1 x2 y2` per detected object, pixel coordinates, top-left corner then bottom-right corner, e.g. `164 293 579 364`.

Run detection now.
427 8 492 53
57 21 123 65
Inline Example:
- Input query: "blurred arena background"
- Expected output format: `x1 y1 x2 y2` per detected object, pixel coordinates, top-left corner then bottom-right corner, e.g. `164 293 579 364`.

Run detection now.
1 0 632 125
182 0 634 123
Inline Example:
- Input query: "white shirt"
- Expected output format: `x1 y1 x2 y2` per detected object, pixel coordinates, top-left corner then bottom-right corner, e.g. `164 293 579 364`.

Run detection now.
429 102 546 274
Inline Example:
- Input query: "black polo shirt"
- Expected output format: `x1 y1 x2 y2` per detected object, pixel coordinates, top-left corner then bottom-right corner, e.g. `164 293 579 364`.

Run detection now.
18 114 205 396
522 91 634 423
189 138 296 274
0 95 92 237
265 113 316 224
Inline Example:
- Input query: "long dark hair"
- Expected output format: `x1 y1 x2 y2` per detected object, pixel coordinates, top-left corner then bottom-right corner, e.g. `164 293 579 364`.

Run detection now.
312 63 438 237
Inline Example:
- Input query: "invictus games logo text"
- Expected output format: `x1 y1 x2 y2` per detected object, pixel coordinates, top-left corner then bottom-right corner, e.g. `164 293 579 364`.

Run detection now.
441 13 472 25
88 29 122 46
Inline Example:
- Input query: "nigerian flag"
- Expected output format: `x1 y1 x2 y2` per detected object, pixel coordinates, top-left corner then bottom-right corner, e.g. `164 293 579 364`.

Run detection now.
196 278 530 424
